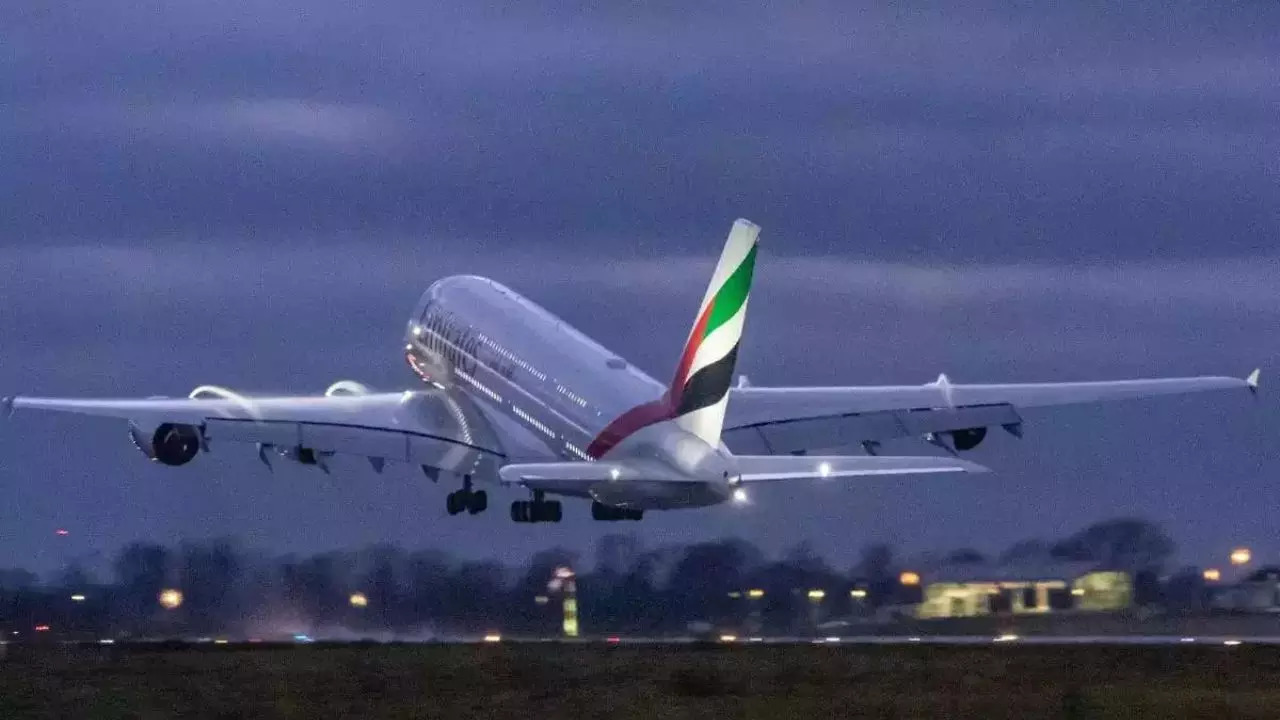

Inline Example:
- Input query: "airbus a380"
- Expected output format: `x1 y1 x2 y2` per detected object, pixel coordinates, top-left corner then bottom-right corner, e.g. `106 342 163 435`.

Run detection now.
2 220 1259 524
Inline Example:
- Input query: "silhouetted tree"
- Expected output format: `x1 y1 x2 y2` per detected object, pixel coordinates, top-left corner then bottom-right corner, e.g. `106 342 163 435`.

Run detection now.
113 542 170 635
945 548 987 565
1051 518 1175 573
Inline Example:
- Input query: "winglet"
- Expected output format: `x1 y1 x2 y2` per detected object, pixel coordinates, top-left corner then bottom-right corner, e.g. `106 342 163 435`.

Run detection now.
1246 368 1261 394
1 397 13 418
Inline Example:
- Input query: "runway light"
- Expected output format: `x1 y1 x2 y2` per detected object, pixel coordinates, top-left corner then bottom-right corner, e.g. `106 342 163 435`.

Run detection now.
1180 637 1196 643
158 589 184 610
1071 588 1085 597
70 594 86 602
1231 548 1252 566
994 634 1019 643
900 571 921 586
1224 639 1243 646
98 639 115 645
606 636 621 644
718 634 738 643
748 588 765 599
732 487 748 504
1203 568 1222 582
214 639 229 645
534 595 550 606
850 589 868 599
807 589 826 601
349 592 369 608
908 637 922 643
727 591 742 599
34 625 50 632
483 634 503 643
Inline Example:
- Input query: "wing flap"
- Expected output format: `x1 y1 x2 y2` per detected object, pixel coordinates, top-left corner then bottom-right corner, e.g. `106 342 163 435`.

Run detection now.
724 404 1024 455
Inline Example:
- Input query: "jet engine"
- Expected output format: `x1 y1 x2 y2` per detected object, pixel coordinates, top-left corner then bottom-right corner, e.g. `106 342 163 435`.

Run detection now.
948 427 988 452
128 421 202 466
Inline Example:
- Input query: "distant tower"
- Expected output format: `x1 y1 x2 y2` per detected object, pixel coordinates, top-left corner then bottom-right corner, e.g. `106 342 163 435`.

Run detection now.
548 566 579 638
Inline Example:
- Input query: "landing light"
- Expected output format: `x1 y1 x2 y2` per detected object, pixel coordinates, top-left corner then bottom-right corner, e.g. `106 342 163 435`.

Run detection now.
732 488 748 504
818 462 832 478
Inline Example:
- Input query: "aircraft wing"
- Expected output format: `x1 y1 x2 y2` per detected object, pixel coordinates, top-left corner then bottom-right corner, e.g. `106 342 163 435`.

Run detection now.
2 389 507 477
722 370 1259 455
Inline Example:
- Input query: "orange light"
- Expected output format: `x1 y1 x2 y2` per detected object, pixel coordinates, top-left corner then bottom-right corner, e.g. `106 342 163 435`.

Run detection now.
348 592 369 608
1230 548 1252 566
1203 568 1222 582
900 571 921 586
158 588 184 609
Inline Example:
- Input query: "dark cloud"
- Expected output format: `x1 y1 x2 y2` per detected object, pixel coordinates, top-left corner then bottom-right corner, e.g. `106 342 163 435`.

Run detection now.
0 1 1276 572
3 0 1277 258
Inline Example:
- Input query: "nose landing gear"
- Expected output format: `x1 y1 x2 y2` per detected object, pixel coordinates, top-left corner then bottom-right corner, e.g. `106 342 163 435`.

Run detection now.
445 475 487 516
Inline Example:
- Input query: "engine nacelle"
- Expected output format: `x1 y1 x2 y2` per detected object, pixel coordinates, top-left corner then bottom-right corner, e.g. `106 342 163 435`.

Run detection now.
948 427 988 452
128 422 202 466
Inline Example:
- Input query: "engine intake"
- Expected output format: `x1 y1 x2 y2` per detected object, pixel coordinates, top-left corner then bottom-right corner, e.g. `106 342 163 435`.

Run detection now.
129 422 202 466
949 427 988 452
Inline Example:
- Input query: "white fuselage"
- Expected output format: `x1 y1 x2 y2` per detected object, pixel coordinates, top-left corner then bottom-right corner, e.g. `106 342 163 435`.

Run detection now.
402 275 733 508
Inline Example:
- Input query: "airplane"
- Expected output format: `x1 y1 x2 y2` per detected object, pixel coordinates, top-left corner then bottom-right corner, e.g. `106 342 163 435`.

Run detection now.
1 219 1260 524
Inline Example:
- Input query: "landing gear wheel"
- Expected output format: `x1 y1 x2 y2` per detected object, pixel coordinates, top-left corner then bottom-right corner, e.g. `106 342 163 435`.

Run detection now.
511 499 561 523
467 490 488 515
446 491 464 516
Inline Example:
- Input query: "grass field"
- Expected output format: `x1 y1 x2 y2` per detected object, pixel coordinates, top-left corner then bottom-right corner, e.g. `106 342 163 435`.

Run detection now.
2 642 1279 719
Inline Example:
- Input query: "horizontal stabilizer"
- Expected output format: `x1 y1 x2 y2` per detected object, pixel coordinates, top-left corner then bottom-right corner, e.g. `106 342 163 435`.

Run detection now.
733 454 988 484
499 461 631 485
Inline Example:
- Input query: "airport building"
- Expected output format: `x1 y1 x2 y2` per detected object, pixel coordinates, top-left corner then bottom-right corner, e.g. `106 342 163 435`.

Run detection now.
916 561 1132 619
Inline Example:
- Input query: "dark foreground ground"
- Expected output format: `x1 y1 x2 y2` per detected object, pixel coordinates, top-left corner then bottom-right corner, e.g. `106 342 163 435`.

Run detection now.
2 642 1279 719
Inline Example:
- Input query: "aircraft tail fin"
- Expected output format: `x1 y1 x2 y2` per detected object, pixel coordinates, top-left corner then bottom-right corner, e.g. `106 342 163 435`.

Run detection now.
668 219 760 448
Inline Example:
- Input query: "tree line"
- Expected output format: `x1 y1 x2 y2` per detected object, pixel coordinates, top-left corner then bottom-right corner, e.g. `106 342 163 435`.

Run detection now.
0 517 1219 640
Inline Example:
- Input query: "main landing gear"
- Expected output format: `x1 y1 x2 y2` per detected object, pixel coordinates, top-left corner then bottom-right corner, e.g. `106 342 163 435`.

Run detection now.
591 501 643 522
446 475 487 516
511 491 562 523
